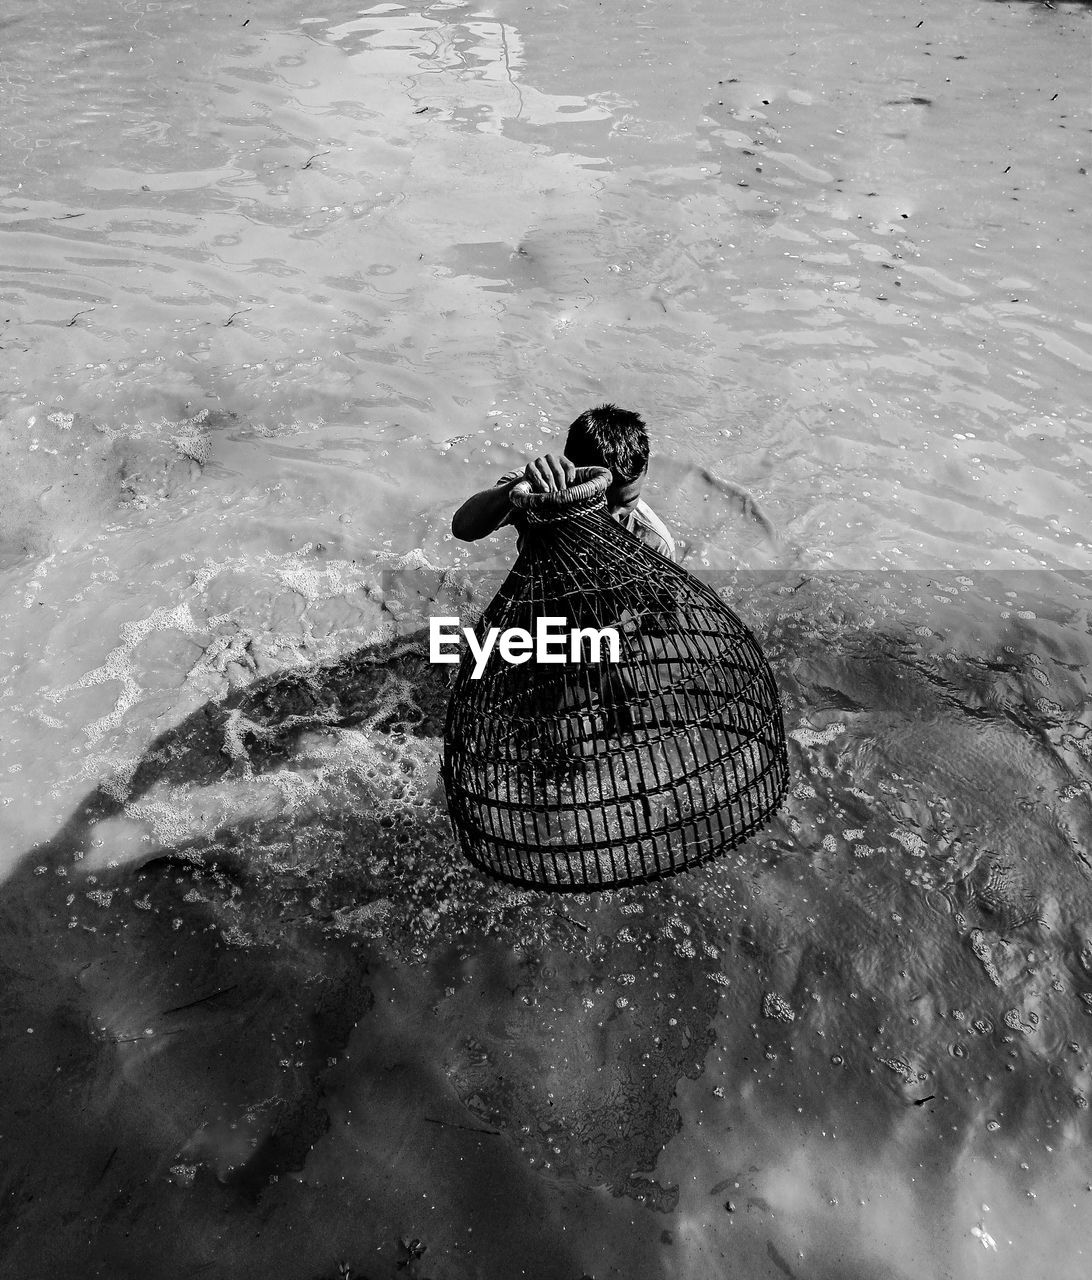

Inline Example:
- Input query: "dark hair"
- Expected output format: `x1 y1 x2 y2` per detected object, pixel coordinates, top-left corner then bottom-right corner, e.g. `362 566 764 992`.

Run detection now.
563 404 650 484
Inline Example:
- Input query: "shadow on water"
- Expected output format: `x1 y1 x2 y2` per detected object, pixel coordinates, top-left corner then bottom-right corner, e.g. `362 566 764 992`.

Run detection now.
2 573 1092 1277
0 626 687 1279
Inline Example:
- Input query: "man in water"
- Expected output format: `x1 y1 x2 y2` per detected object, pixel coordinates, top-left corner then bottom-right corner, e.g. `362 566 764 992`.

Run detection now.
451 403 677 560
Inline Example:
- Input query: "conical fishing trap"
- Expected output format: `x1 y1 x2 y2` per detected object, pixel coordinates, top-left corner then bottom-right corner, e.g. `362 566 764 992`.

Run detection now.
442 468 789 890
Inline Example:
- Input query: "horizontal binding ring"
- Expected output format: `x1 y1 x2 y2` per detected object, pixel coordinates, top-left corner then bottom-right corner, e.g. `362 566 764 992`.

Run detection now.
510 466 612 521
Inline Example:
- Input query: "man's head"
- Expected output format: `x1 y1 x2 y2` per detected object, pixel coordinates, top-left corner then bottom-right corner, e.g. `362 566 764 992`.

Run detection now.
563 404 649 517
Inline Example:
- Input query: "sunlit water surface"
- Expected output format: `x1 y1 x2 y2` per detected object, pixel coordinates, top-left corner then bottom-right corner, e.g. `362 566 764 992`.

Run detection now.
2 0 1091 1277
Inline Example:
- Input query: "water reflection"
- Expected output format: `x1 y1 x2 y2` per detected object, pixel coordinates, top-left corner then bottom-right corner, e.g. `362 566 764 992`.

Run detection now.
1 1 612 447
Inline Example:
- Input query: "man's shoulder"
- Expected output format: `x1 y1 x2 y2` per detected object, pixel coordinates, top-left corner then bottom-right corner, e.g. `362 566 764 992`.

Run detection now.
630 500 676 561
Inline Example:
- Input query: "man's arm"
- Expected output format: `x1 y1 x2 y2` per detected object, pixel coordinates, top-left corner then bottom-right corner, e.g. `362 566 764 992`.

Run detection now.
451 455 576 542
450 480 518 542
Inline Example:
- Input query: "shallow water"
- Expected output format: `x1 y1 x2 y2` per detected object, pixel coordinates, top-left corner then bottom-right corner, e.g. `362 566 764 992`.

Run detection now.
2 0 1091 1277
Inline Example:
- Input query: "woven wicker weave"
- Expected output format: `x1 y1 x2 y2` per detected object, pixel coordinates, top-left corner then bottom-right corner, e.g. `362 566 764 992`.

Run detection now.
442 467 788 890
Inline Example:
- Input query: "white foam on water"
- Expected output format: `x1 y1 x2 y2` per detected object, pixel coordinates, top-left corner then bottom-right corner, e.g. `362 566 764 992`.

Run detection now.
789 723 846 749
44 601 209 741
